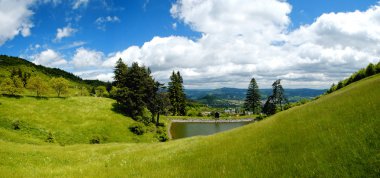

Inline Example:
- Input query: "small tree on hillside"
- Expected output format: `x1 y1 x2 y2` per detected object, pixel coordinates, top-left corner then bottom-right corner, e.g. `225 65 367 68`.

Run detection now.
0 77 23 95
244 77 261 114
96 86 107 97
28 76 48 97
50 77 69 97
271 79 288 110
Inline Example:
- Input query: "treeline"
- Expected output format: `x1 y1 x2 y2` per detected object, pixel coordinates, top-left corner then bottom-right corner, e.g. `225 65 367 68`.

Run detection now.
0 55 82 82
326 62 380 94
112 59 187 126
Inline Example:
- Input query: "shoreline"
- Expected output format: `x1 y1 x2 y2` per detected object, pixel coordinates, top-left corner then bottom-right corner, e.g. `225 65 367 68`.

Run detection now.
167 118 255 140
170 118 254 123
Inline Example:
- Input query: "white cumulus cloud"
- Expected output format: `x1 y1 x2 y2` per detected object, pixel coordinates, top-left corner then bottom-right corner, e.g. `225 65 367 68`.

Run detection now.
99 0 380 88
31 49 68 67
72 47 104 68
0 0 34 46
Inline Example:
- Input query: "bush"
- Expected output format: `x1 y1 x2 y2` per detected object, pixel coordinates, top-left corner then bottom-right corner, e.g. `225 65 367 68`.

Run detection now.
256 114 267 121
157 134 168 142
46 131 55 143
129 123 146 135
12 120 20 130
89 135 101 144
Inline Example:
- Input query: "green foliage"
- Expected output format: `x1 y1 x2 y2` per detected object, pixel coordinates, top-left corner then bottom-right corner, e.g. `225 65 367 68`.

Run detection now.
113 58 128 87
50 77 69 97
128 122 146 135
168 71 187 116
263 79 288 115
244 77 261 114
0 77 23 95
96 86 108 97
327 62 380 94
27 76 48 97
113 61 155 119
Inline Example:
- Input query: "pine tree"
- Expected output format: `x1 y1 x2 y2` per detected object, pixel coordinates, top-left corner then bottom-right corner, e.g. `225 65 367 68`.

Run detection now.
168 71 186 116
113 58 128 87
244 77 261 114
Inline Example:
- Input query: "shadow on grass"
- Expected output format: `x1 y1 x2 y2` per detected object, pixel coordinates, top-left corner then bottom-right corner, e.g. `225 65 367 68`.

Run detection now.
111 103 129 116
49 96 68 99
1 94 23 99
29 96 49 100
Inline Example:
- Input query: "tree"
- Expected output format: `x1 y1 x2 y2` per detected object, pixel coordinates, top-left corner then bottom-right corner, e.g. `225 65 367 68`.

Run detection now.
28 76 48 97
113 58 128 87
146 82 172 125
113 60 155 119
271 79 288 110
50 77 69 97
263 96 276 115
168 71 186 116
376 61 380 73
263 79 288 115
0 77 22 95
365 63 376 77
244 77 261 114
96 86 107 97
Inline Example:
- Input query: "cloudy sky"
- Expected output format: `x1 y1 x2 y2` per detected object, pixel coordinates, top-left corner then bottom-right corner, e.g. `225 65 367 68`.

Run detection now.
0 0 379 89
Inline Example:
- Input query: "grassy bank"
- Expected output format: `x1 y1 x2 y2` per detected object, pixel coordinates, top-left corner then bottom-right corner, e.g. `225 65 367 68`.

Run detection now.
0 75 379 177
0 96 158 145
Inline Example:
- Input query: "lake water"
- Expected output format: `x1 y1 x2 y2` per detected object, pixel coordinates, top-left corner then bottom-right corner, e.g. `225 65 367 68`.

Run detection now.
170 121 251 139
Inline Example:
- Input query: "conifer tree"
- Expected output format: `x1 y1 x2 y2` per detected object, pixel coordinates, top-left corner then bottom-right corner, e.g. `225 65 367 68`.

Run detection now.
244 77 261 114
113 58 128 87
168 71 186 116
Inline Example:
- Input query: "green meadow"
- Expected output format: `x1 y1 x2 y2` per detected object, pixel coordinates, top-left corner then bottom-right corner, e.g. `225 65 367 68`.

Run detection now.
0 74 379 177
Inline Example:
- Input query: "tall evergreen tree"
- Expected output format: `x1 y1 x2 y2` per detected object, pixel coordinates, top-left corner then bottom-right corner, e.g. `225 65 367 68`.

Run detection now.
113 60 156 119
168 71 186 116
113 58 128 87
244 77 261 114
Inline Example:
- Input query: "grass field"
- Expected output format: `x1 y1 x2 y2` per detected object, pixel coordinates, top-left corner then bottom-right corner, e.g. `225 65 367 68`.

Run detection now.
0 96 158 145
0 75 379 177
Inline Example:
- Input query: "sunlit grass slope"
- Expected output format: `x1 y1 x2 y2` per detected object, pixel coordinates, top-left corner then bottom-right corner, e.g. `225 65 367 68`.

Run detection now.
0 96 157 145
0 75 379 177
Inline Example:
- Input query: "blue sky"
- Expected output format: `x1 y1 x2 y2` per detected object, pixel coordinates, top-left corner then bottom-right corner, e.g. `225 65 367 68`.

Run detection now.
0 0 379 88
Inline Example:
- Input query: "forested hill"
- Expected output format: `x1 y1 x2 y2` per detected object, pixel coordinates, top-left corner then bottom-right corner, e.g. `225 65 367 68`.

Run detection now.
0 55 106 86
186 87 327 102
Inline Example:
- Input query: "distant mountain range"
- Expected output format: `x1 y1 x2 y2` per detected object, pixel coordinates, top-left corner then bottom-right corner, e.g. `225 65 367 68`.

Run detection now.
185 87 327 107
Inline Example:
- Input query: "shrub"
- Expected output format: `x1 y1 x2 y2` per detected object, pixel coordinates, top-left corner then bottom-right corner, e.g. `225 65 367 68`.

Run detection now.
256 114 267 121
89 135 101 144
46 131 55 143
12 120 20 130
157 134 168 142
129 123 146 135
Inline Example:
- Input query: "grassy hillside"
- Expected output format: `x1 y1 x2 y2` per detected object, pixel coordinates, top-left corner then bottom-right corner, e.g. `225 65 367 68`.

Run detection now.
0 74 378 177
0 55 107 97
0 96 158 145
